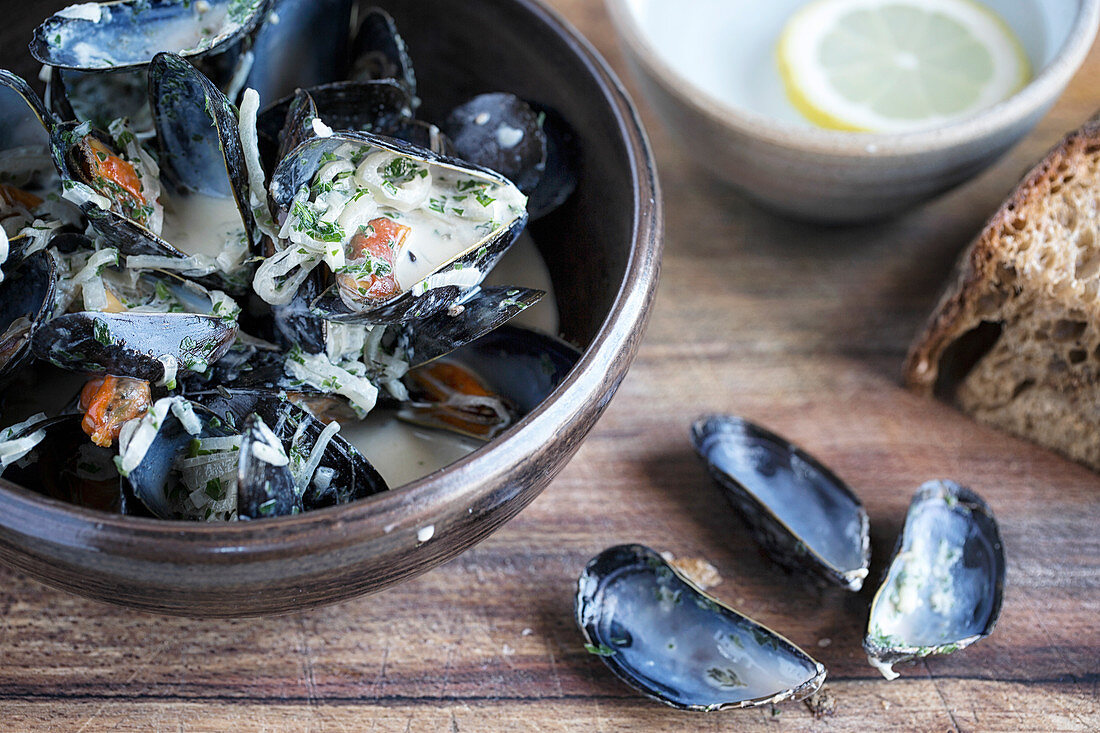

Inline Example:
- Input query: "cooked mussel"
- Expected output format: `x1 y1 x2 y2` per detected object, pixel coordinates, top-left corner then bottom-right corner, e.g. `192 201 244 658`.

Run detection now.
864 480 1005 680
399 324 579 439
30 0 268 71
575 544 827 711
443 93 547 195
39 58 256 290
691 416 871 591
31 311 238 383
261 130 528 324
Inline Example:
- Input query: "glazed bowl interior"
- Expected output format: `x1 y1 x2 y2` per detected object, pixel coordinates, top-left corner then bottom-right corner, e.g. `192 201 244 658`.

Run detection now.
613 0 1097 151
0 0 661 616
608 0 1099 221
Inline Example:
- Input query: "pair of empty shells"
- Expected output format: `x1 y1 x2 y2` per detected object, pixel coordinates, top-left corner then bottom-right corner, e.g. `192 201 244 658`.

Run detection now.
574 415 1005 710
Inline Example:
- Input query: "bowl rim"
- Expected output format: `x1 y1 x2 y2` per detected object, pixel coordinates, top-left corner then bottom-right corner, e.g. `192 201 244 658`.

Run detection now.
606 0 1100 157
0 0 664 555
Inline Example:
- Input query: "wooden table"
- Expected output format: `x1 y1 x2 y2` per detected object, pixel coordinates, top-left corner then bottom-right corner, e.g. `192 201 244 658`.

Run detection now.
3 2 1099 731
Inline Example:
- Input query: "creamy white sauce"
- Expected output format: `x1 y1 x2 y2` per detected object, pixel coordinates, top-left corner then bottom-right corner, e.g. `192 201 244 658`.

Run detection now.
339 413 481 488
482 231 559 335
160 192 246 259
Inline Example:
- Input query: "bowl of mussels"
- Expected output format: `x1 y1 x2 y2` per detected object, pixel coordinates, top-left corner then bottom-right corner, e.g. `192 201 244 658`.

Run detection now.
0 0 661 615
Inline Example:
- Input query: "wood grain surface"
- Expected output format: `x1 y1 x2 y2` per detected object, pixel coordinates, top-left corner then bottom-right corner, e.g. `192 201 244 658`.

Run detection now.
2 1 1099 731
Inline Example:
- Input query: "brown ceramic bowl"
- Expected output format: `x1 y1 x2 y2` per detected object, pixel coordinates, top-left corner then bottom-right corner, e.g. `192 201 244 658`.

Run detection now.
0 0 662 616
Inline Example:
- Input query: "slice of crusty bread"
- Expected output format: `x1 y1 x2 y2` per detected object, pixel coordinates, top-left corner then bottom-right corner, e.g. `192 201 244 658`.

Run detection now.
905 114 1100 470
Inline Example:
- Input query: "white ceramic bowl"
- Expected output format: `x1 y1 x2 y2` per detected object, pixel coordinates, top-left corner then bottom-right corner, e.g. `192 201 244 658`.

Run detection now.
608 0 1100 222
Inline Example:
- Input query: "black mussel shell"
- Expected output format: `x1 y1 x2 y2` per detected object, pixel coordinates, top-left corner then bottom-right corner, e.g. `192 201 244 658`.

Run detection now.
31 311 238 383
266 130 528 325
350 6 417 99
242 0 354 105
691 416 871 591
49 67 152 132
0 70 53 153
385 119 452 156
0 414 140 513
526 103 578 221
864 480 1006 679
400 286 544 369
258 79 414 162
30 0 268 71
237 413 300 519
442 93 547 195
122 399 237 519
575 545 827 711
269 267 328 354
189 389 389 509
399 324 580 440
149 53 257 248
0 251 58 387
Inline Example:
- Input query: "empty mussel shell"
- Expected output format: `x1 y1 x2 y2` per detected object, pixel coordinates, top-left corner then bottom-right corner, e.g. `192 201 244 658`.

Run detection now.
31 311 238 383
150 52 257 249
575 544 826 711
30 0 268 71
691 416 871 591
864 480 1005 680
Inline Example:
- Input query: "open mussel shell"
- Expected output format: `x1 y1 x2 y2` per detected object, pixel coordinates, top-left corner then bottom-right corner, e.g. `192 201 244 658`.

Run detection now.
150 52 257 247
242 0 354 105
400 286 545 369
864 480 1006 680
575 544 826 711
691 416 871 591
350 6 417 98
399 324 580 439
189 389 389 510
443 93 547 195
0 414 139 513
0 251 58 387
49 67 153 134
30 0 268 71
123 400 237 519
31 311 238 383
267 130 528 325
0 69 54 160
258 79 414 157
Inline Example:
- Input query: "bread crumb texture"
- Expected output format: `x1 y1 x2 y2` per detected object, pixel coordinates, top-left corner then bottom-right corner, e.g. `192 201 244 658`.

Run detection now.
905 114 1100 469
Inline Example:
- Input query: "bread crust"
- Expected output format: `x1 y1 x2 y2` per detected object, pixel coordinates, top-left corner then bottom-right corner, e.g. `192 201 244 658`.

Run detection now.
904 114 1100 392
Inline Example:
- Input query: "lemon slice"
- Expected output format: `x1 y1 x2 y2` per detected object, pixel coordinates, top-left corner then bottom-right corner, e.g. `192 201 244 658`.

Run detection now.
777 0 1031 132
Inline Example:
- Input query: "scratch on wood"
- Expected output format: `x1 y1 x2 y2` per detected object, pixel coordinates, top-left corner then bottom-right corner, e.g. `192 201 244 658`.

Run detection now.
923 660 961 733
297 616 319 707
